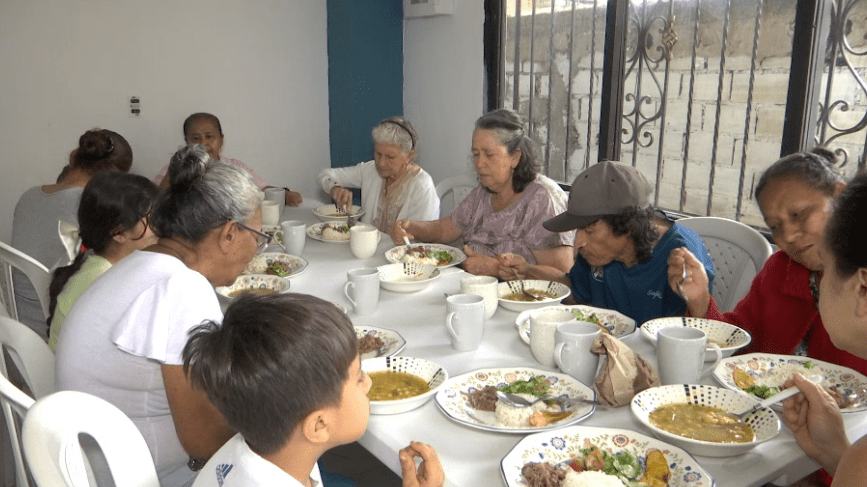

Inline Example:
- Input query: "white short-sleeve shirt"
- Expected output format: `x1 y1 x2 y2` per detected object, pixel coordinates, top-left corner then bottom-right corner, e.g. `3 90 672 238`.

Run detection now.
192 434 321 487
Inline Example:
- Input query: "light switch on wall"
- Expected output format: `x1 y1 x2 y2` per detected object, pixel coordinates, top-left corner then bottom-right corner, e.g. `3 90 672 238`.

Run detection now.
130 95 141 117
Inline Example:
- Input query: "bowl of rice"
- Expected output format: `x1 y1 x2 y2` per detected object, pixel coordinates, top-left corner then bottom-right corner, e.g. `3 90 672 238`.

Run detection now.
377 262 440 292
215 274 290 303
641 317 751 361
497 280 571 312
363 356 449 415
631 384 781 457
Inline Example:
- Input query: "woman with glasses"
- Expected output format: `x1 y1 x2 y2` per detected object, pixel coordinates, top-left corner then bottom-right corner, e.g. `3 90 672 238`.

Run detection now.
46 172 158 351
11 128 133 336
317 116 440 233
56 144 262 486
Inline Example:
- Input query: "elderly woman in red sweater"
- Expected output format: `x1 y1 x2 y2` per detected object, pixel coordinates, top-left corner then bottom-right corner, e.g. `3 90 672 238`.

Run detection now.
668 148 867 378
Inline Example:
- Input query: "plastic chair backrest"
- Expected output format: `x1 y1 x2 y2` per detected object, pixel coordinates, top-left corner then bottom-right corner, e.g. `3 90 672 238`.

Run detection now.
22 390 160 487
0 372 36 487
435 173 478 218
0 242 52 322
677 217 773 313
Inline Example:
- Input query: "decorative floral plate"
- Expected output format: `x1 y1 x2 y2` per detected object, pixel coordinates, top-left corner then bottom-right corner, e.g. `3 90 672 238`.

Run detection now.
306 222 350 243
259 225 283 252
434 367 595 433
244 252 308 278
354 326 406 360
384 243 467 268
713 353 867 413
501 425 714 487
515 305 636 345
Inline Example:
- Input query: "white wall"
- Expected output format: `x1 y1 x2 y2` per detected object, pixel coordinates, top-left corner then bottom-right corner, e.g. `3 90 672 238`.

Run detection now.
0 0 330 242
403 2 485 185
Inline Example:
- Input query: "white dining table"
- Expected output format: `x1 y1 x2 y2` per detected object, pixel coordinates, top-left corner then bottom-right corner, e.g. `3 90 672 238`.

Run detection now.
272 199 867 487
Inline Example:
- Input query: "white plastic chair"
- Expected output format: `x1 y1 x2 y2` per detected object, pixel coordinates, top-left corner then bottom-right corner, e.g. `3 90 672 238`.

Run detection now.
22 390 160 487
0 242 52 323
678 217 773 313
435 173 478 218
0 316 55 487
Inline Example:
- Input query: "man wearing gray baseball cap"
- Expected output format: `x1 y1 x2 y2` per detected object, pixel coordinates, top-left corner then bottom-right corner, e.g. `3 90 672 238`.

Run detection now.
499 161 714 325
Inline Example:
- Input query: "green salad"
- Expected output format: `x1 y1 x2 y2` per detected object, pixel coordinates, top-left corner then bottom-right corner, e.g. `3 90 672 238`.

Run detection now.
498 376 551 397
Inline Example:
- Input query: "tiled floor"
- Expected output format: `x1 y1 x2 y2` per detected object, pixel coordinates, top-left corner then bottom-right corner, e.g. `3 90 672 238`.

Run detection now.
319 442 402 487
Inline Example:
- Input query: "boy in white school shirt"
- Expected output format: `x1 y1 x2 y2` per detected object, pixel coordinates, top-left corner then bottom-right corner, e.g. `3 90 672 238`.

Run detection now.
184 293 444 487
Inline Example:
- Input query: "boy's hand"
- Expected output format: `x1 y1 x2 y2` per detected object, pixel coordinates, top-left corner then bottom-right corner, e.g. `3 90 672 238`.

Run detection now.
399 441 444 487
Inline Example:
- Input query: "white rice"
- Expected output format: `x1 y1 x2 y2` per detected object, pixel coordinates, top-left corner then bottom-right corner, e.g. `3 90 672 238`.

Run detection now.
322 226 350 241
400 254 438 266
494 394 549 427
562 470 626 487
754 363 818 387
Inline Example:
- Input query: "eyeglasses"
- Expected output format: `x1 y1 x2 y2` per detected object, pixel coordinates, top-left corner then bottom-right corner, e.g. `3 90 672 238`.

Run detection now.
236 221 272 252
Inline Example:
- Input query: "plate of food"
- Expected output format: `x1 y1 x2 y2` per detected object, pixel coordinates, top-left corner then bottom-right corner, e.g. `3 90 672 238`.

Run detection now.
515 305 636 345
243 253 308 278
713 353 867 412
434 367 595 433
261 225 283 250
313 204 365 222
214 274 290 302
384 244 466 268
501 425 713 487
497 280 571 312
355 326 406 360
307 222 351 243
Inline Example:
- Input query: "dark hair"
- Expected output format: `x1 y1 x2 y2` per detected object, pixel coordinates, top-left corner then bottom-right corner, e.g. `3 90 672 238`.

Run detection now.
68 129 133 175
47 172 158 326
183 293 358 455
600 207 659 263
149 145 261 243
474 108 539 193
183 113 223 138
755 147 844 202
824 172 867 278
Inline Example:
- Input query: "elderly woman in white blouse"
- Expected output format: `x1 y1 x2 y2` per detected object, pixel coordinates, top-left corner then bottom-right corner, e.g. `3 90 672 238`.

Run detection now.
316 116 439 233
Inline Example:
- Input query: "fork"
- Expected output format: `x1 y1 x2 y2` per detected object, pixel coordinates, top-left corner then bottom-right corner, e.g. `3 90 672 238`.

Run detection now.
734 375 823 421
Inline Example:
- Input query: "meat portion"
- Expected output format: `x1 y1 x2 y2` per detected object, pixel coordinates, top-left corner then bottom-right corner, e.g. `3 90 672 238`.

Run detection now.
521 463 566 487
465 385 498 412
358 334 384 355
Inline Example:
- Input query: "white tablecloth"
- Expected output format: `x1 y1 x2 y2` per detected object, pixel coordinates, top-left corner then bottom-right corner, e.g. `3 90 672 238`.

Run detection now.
274 200 867 487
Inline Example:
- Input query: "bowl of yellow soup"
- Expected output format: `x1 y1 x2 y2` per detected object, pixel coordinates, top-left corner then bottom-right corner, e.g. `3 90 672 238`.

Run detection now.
631 384 780 457
497 280 571 312
363 357 448 415
214 274 290 303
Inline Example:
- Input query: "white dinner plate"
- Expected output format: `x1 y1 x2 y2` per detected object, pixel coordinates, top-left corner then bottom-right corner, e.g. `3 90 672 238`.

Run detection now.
243 253 308 278
384 244 467 268
713 353 867 413
354 326 406 360
515 305 636 345
434 367 595 434
306 222 351 244
501 425 714 487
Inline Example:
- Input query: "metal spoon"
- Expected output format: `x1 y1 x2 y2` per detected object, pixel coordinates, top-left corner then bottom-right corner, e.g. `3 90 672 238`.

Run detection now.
495 391 604 410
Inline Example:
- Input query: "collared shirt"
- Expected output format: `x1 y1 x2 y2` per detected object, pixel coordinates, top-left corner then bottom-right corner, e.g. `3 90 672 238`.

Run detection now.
192 434 321 487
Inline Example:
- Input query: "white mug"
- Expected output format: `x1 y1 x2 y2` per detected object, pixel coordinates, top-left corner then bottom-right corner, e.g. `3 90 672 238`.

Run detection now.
554 321 601 387
445 294 485 351
263 188 286 218
280 220 306 255
529 307 577 367
657 326 723 385
349 225 381 259
343 268 380 315
261 200 280 226
460 275 498 319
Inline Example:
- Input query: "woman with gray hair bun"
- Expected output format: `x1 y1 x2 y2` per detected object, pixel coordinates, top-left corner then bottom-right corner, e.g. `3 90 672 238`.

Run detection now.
56 144 264 486
317 116 439 233
391 108 574 278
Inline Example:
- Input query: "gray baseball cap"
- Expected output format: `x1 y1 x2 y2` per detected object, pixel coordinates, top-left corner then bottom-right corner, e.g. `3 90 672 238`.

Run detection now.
543 161 653 232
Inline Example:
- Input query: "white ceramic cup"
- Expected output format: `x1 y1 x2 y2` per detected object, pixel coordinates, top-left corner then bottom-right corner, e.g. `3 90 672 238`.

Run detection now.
445 294 485 351
657 326 723 385
554 321 601 387
529 308 578 367
280 220 306 255
460 275 498 319
343 268 380 315
261 200 280 226
263 187 285 217
349 225 381 259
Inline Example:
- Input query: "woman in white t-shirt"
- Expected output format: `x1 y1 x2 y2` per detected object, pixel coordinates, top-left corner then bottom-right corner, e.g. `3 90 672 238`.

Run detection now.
56 144 263 487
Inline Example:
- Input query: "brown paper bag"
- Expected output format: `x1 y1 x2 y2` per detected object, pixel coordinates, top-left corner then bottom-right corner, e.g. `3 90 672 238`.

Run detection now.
592 333 660 407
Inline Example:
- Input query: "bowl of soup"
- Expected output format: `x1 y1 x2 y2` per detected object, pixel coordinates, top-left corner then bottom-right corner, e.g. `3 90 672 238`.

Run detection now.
363 357 448 415
214 274 290 303
641 317 752 361
631 384 780 457
497 280 571 312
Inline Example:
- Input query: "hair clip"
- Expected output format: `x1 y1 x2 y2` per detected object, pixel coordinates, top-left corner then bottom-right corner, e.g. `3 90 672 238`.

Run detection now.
380 117 416 150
